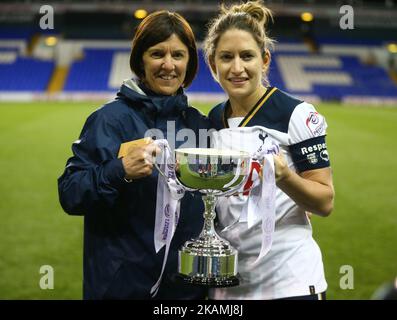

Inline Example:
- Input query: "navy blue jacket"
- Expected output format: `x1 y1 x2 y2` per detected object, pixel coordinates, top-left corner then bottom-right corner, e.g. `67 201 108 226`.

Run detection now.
58 80 210 299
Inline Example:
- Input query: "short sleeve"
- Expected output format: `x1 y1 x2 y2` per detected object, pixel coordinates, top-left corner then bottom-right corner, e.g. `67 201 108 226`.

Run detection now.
287 102 331 172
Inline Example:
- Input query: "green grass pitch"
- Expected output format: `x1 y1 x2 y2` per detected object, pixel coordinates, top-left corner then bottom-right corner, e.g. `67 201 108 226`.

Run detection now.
0 101 396 299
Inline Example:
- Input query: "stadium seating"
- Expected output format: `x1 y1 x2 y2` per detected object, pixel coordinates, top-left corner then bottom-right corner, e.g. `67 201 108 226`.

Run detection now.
64 49 125 92
0 51 54 91
0 40 396 101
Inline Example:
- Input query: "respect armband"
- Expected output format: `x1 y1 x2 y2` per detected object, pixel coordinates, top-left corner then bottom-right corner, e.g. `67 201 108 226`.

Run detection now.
289 135 330 172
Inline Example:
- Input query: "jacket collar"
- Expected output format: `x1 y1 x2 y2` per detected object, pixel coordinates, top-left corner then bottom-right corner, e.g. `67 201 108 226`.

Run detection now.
117 78 188 117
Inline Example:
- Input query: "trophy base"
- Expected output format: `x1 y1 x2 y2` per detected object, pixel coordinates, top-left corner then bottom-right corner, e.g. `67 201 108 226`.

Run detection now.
178 238 239 288
177 273 240 287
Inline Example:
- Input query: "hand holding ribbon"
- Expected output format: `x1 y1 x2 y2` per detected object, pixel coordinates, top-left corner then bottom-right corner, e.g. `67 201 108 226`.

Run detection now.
151 139 185 297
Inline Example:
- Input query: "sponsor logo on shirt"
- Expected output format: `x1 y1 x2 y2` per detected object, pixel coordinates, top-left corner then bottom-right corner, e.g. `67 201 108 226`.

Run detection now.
306 112 325 137
243 160 261 196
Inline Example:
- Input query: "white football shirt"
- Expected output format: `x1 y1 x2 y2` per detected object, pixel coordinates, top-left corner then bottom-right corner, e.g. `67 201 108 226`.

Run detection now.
208 89 330 300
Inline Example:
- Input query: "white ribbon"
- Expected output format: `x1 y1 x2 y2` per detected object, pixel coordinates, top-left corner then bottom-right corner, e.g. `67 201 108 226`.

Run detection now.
150 139 185 297
241 141 279 265
210 127 280 265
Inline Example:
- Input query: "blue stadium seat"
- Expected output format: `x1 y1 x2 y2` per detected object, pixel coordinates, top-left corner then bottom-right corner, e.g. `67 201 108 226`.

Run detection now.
0 42 396 100
0 53 54 91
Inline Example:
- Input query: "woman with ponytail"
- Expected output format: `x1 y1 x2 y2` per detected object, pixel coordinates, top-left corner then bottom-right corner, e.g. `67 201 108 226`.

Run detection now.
204 1 334 300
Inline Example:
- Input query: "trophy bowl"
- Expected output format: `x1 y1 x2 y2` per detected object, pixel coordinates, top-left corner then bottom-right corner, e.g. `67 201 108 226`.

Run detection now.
174 148 251 287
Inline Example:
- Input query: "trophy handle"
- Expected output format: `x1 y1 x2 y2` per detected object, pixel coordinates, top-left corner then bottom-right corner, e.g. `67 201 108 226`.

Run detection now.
222 158 244 189
152 141 174 182
216 158 263 196
153 160 169 181
152 142 196 192
152 148 170 181
217 157 263 197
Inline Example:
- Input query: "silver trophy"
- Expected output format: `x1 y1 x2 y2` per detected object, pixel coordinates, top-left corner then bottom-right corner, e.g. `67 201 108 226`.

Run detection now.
172 148 251 287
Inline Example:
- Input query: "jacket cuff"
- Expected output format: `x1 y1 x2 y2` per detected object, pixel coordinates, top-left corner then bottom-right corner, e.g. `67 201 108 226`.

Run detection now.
102 158 127 189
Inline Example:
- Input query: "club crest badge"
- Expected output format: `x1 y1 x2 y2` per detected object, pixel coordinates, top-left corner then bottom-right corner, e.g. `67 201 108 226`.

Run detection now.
307 152 318 164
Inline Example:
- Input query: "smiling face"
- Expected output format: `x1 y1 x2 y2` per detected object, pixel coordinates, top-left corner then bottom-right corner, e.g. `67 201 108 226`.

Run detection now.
211 28 270 107
142 33 189 95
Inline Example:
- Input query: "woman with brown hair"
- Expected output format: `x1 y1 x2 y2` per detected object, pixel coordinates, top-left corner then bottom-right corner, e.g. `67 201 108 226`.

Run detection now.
58 11 209 299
